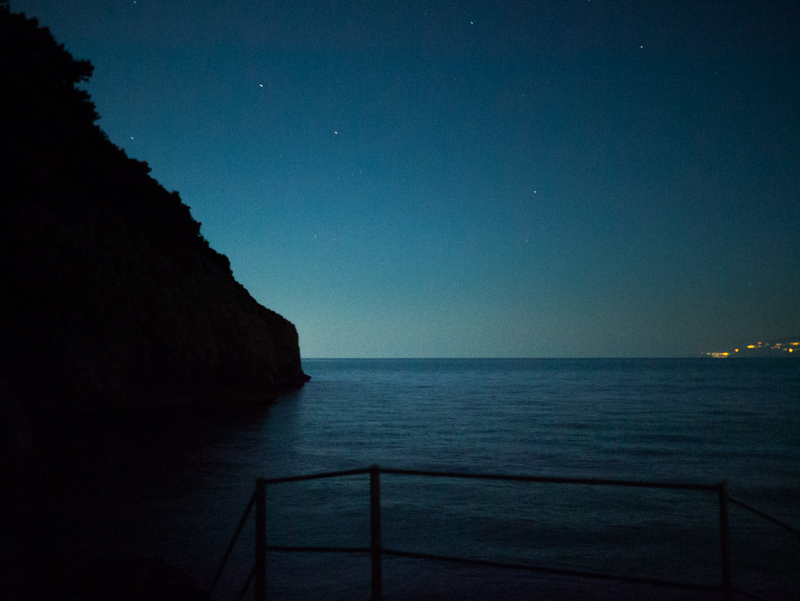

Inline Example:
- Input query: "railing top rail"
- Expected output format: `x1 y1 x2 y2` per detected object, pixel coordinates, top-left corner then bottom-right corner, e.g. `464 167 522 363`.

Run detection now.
261 466 371 485
382 467 721 491
263 465 720 492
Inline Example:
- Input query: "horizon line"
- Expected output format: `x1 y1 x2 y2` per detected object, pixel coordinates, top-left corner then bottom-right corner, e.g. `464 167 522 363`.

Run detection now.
301 354 799 360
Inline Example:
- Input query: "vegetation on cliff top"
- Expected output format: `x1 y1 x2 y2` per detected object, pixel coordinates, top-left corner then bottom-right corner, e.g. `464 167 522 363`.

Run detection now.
0 0 229 271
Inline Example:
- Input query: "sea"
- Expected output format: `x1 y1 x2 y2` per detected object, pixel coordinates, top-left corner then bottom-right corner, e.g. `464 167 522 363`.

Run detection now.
35 359 800 600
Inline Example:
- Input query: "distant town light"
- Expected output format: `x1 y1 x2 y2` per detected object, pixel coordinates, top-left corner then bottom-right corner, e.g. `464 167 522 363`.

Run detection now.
705 340 798 356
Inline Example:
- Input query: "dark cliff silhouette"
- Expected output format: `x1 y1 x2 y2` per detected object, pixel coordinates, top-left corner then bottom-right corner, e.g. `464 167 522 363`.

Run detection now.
0 1 310 417
0 5 308 598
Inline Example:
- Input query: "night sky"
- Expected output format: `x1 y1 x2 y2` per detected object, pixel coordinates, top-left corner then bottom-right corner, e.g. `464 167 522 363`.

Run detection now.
11 0 799 358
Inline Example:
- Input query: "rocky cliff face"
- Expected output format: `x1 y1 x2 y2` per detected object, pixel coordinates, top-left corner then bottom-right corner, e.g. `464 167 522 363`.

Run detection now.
0 4 309 413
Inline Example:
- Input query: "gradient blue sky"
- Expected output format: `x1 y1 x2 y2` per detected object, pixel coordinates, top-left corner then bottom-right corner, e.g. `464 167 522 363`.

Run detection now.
12 0 799 357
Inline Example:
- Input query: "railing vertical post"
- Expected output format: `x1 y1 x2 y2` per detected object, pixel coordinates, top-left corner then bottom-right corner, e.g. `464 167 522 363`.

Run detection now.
370 465 383 601
255 477 267 601
718 480 732 601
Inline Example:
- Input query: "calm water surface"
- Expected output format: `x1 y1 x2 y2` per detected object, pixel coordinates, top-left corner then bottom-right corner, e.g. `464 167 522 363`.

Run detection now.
42 359 800 600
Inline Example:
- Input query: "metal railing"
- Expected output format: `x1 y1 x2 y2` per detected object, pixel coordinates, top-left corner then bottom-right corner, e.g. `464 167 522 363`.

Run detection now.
208 465 800 601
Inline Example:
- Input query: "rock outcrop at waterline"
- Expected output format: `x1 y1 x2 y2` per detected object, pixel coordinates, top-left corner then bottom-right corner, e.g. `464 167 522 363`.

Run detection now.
0 4 309 413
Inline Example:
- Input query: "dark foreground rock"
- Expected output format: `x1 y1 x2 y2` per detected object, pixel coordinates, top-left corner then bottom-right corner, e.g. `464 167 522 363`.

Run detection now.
0 3 309 417
5 554 212 601
72 556 213 601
